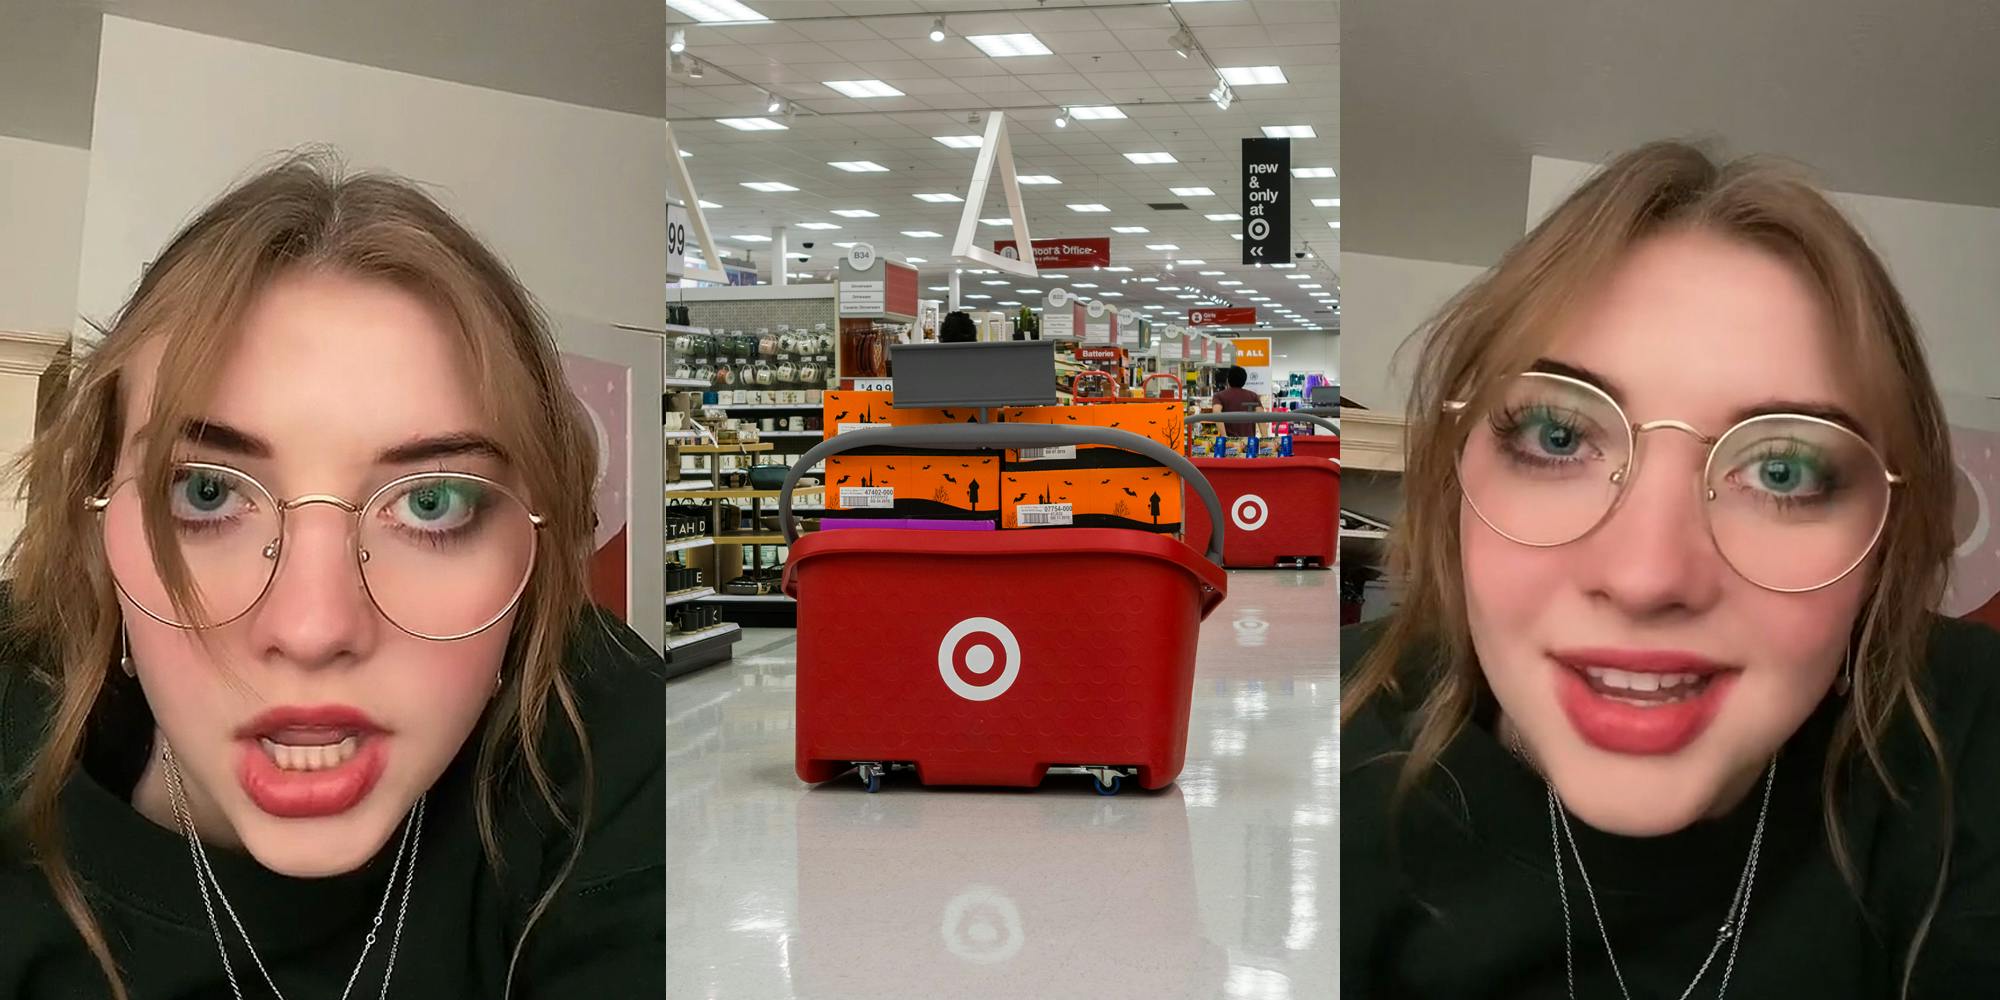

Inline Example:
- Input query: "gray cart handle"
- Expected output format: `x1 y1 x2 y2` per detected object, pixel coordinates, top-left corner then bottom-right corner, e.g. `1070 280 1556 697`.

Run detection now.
1185 411 1339 434
779 424 1227 564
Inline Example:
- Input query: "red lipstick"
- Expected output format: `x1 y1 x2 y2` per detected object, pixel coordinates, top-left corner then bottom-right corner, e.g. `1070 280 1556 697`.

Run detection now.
234 705 390 819
1549 648 1739 755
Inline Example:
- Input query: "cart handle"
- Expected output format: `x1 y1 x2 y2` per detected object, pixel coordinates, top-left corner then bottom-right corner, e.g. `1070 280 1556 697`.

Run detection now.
1070 369 1118 399
1142 373 1180 398
778 423 1228 565
1298 405 1340 417
1184 410 1339 434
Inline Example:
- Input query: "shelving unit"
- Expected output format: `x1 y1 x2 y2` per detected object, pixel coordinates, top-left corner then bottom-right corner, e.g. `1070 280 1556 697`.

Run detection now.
664 585 717 606
664 535 716 553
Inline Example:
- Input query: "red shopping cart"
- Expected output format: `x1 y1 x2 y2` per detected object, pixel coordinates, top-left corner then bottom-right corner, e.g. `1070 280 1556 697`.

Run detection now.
1182 412 1341 569
1290 403 1340 461
779 422 1229 794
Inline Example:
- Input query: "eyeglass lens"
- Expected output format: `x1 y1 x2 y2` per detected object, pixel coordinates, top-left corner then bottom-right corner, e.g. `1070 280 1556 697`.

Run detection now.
100 465 538 637
1456 374 1891 590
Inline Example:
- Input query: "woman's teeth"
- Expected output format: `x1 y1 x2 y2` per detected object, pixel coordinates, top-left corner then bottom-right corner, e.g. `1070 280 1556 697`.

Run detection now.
1581 666 1710 705
258 735 361 772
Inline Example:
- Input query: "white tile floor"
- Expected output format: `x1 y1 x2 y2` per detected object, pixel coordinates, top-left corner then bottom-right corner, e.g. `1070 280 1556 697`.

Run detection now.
667 570 1338 1000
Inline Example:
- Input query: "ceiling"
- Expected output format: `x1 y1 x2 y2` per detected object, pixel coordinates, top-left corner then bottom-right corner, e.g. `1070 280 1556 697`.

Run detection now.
666 0 1340 331
0 0 666 149
1343 0 2000 266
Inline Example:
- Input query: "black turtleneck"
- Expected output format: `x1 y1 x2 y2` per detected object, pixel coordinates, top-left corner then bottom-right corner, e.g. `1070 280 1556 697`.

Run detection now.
1341 615 2000 998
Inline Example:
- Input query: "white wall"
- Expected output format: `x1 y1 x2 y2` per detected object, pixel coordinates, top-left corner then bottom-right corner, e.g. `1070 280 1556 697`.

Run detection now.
0 135 89 334
1528 155 2000 403
1334 252 1488 413
75 16 666 336
1266 329 1339 385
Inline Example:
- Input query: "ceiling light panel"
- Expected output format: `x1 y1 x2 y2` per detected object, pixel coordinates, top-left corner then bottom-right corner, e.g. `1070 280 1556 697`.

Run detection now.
1219 66 1288 85
966 33 1052 57
716 117 787 131
824 80 904 98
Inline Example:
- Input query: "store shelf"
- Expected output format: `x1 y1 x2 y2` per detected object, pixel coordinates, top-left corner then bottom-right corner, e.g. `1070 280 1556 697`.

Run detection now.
1341 410 1406 473
677 489 821 500
663 586 716 606
665 620 741 651
1341 528 1389 541
702 593 795 603
710 532 788 545
756 430 823 438
665 377 712 389
665 480 715 493
722 403 824 411
664 430 703 441
664 536 717 554
681 443 775 454
664 323 711 336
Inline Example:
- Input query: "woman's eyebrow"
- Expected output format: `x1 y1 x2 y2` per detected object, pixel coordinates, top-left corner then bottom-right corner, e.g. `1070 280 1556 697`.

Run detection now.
1731 400 1866 435
377 432 509 466
179 419 271 458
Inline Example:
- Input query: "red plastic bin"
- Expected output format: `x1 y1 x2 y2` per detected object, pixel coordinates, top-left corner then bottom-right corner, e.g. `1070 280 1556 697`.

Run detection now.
1292 434 1340 462
1182 412 1341 569
784 528 1226 789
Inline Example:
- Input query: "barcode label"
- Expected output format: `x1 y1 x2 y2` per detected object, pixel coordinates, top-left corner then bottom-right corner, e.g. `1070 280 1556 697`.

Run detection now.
838 422 889 435
1016 503 1073 526
1016 446 1078 462
840 487 895 509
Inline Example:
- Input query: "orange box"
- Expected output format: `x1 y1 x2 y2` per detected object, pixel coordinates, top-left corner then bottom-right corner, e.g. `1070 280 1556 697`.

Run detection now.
994 401 1184 533
821 392 998 520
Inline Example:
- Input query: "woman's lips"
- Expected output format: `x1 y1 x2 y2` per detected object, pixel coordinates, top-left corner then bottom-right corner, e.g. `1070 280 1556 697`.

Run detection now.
1549 648 1740 755
233 705 391 819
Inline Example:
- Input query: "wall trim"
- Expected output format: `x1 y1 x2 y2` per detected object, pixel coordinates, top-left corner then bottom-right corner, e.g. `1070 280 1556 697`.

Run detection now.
0 330 70 377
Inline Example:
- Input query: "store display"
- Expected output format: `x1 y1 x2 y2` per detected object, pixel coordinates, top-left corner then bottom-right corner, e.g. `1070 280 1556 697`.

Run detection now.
1181 412 1340 569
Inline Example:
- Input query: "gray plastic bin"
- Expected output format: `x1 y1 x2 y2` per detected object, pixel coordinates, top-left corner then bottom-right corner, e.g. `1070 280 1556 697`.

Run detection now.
888 340 1059 409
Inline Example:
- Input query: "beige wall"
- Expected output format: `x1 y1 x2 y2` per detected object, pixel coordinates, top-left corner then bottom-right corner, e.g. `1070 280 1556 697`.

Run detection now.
0 135 89 334
1333 252 1487 413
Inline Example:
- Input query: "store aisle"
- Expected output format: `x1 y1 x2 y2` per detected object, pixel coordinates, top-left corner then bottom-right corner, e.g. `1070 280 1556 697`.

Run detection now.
666 570 1338 1000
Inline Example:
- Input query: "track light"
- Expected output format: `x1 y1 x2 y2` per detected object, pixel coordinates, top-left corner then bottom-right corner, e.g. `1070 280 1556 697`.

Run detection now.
670 29 686 54
930 16 947 42
1054 107 1069 128
690 58 704 79
1208 76 1233 110
765 90 782 114
1169 27 1192 58
670 51 685 75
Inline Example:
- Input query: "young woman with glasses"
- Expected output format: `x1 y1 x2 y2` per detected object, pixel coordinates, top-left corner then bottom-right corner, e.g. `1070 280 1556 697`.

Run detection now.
1342 142 2000 997
0 157 665 998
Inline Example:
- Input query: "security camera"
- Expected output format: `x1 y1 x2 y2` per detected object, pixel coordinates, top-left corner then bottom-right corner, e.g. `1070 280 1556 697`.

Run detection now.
802 241 815 249
1294 250 1308 259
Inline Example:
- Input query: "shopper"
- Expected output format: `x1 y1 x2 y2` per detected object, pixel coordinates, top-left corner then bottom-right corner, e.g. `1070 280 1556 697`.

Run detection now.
0 157 665 998
939 310 978 343
1214 365 1261 412
1342 141 2000 997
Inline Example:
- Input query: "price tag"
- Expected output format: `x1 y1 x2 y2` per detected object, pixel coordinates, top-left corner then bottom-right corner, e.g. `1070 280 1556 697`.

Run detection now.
1016 446 1078 462
838 421 889 435
1016 503 1073 527
666 205 689 280
840 487 895 509
851 379 894 392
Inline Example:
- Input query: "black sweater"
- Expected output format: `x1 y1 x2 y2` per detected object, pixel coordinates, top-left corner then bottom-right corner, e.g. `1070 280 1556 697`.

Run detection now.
0 606 665 999
1341 616 2000 998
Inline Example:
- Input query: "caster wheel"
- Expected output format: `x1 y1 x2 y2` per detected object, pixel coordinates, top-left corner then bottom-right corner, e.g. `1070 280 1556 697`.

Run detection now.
863 771 882 793
1093 775 1122 796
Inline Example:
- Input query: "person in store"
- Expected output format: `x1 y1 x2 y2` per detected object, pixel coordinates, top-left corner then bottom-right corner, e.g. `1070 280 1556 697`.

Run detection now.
0 155 665 998
1342 141 2000 996
1214 365 1262 412
939 310 978 343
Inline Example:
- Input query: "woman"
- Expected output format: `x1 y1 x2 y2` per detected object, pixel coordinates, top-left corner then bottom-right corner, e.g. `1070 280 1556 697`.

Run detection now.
0 156 666 998
1342 141 2000 997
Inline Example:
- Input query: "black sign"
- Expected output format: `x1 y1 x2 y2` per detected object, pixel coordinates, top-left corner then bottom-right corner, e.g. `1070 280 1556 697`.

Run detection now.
1241 137 1291 265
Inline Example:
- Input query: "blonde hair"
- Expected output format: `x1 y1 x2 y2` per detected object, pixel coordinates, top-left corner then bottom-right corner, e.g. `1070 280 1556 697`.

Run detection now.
2 153 603 998
1341 141 1956 991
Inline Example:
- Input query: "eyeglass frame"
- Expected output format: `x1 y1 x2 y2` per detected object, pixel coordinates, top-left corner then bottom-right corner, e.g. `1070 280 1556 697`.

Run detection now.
1443 370 1906 594
86 461 547 640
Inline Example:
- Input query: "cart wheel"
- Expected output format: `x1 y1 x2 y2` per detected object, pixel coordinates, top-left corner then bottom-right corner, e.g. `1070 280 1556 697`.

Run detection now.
1093 774 1123 796
864 773 882 793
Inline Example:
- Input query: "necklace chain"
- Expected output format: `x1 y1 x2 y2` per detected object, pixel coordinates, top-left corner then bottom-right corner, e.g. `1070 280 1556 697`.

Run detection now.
1511 734 1775 1000
162 743 424 1000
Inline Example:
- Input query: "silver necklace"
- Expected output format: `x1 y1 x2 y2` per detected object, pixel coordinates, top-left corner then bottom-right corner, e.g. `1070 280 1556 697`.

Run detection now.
1511 735 1775 1000
162 744 425 1000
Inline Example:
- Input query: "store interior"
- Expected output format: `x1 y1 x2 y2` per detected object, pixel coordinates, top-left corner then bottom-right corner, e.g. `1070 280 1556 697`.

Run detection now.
658 2 1337 998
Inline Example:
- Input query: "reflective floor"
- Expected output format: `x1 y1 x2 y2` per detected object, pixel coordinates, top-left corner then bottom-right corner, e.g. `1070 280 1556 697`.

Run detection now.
667 570 1338 1000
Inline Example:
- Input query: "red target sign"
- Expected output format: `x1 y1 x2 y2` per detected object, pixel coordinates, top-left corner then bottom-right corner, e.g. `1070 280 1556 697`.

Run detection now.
937 617 1022 701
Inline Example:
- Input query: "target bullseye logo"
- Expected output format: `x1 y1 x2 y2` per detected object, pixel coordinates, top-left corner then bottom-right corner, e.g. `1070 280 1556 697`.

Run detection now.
1231 493 1270 531
941 884 1025 964
938 617 1022 701
1248 217 1271 241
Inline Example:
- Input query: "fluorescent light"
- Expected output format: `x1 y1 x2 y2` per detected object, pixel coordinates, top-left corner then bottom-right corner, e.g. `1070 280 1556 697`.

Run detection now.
980 218 1014 227
831 209 879 218
1231 234 1243 240
1100 291 1124 298
824 80 904 98
1104 266 1133 273
1206 213 1242 221
1112 226 1150 234
1177 259 1206 266
1146 243 1180 251
1218 280 1243 286
1070 105 1127 120
1272 263 1297 269
1017 174 1062 185
828 160 889 172
1016 288 1040 294
678 150 693 157
666 0 767 23
1299 283 1323 289
1313 197 1340 208
1329 220 1342 229
1262 125 1317 138
1073 283 1098 289
902 230 943 238
796 222 842 230
1292 167 1337 178
1219 66 1288 85
1199 270 1225 276
1176 295 1199 301
1170 186 1214 197
966 33 1052 57
914 192 963 203
740 181 798 192
834 242 859 248
906 257 927 263
999 301 1021 306
1125 152 1178 165
933 135 983 149
964 293 992 300
731 234 772 242
717 117 787 131
1067 203 1111 213
981 280 1009 286
929 285 949 291
1139 277 1159 284
1286 273 1311 280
